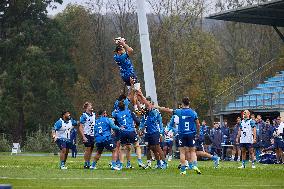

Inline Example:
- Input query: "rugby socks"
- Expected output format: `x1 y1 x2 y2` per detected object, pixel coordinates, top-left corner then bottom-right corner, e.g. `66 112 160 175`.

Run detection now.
156 160 161 167
188 162 193 170
252 160 255 165
181 165 186 172
137 158 143 165
193 161 198 167
127 160 131 167
60 160 65 167
84 161 90 167
211 155 218 161
242 160 246 167
111 161 117 167
116 159 121 166
91 161 97 168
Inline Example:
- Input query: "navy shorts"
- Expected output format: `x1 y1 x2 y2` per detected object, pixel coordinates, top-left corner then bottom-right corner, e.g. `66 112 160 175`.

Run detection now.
195 140 204 151
113 130 121 142
145 132 160 146
274 138 284 150
253 142 261 148
96 139 116 154
56 139 73 150
240 143 253 150
84 134 95 148
179 133 195 148
120 131 138 145
164 141 173 148
122 75 139 87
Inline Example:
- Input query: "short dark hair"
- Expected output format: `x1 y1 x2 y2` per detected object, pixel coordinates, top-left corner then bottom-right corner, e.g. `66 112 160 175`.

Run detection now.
114 45 124 53
118 100 125 111
98 110 106 116
182 97 190 106
118 94 127 101
61 110 70 117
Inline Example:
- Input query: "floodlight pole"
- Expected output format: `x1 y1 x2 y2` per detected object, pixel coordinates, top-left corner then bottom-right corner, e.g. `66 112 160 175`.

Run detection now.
136 0 158 105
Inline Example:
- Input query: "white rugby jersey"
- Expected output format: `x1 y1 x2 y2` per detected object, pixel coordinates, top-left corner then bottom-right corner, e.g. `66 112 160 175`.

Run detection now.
56 118 73 140
240 119 255 144
80 112 96 136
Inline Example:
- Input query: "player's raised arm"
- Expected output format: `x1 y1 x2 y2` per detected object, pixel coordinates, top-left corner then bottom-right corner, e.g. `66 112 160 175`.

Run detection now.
156 106 174 114
119 40 133 55
135 87 153 109
108 118 120 131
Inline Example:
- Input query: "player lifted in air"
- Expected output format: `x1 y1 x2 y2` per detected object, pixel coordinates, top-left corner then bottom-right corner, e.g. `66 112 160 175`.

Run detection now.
79 102 96 169
113 37 144 114
236 110 257 169
90 110 121 170
52 111 78 169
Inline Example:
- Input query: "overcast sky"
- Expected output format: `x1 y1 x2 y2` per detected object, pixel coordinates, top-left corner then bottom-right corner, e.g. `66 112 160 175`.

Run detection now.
47 0 218 16
47 0 153 15
47 0 86 15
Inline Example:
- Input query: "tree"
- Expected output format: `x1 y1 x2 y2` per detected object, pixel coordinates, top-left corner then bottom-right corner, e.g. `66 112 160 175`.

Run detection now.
0 0 77 142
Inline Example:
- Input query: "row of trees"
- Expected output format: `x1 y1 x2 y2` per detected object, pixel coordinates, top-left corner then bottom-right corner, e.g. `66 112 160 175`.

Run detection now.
0 0 283 143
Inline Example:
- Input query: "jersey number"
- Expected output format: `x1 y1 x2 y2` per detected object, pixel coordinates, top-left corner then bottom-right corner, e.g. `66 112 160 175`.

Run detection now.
89 122 94 134
66 128 71 139
185 122 190 131
98 126 103 134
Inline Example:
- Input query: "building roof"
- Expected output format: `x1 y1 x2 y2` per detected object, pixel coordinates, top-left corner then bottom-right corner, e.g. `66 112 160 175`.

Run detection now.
207 0 284 27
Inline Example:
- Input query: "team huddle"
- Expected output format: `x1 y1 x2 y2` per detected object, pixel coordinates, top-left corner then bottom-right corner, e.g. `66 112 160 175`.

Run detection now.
51 38 266 174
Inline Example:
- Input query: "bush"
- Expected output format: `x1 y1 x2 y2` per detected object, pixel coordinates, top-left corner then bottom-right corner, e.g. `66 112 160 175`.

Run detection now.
23 129 57 153
0 133 11 152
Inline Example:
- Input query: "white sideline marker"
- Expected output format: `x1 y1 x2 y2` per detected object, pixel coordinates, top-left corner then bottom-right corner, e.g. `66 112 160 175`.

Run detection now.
0 177 129 180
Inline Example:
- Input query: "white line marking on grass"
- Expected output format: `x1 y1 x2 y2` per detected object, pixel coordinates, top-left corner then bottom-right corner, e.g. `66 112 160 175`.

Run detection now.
228 185 283 187
0 177 129 180
0 165 21 168
10 185 284 188
13 186 185 188
115 186 185 188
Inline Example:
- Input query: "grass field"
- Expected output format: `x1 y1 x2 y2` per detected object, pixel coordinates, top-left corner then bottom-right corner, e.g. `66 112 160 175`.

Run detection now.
0 153 283 189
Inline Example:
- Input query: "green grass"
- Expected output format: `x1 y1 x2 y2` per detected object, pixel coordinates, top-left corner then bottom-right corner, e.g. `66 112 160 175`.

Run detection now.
0 153 283 189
